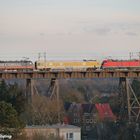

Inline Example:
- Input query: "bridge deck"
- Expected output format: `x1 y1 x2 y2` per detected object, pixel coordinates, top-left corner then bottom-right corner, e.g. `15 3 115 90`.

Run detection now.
0 70 140 79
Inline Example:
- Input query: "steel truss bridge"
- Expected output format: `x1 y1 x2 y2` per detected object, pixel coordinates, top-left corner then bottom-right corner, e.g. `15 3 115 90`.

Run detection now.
1 70 140 123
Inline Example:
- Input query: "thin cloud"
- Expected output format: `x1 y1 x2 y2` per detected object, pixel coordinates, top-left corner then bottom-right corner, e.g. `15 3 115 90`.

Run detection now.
94 28 111 35
125 32 138 36
81 21 140 37
40 33 45 36
83 26 111 35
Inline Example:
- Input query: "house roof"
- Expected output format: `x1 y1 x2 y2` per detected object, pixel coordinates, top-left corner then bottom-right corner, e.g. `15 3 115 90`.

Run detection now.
64 102 116 121
81 104 95 113
95 103 116 121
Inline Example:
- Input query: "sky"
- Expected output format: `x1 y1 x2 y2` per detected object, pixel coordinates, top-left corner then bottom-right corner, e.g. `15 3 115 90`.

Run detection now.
0 0 140 60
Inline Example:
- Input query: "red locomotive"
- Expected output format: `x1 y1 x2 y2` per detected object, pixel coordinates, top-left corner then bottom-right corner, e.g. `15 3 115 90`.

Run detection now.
101 59 140 70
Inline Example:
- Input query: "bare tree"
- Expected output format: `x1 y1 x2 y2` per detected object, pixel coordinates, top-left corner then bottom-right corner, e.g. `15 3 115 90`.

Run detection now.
25 95 64 125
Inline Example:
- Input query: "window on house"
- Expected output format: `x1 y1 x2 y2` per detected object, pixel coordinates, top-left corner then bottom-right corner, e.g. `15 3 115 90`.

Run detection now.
66 133 74 140
69 133 73 139
90 119 93 123
74 113 77 117
66 133 68 139
74 119 79 123
86 126 91 131
49 133 54 137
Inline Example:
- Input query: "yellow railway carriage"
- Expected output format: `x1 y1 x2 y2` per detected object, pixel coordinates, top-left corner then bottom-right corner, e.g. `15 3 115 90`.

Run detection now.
35 60 100 71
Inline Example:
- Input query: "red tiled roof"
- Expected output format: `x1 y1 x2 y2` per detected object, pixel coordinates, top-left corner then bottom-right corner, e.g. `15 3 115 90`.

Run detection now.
95 103 116 121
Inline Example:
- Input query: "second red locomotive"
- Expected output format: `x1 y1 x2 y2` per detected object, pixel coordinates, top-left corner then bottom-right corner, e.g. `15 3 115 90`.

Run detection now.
101 59 140 70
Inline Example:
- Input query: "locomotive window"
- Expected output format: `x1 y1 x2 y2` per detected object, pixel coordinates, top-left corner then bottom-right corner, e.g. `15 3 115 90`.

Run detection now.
0 63 4 66
103 60 107 63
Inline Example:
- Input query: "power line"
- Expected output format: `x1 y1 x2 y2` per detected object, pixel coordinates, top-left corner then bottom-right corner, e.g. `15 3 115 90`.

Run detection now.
0 52 136 61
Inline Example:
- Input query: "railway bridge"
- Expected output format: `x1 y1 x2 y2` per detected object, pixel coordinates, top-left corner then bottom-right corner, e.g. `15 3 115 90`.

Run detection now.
0 70 140 79
0 70 140 123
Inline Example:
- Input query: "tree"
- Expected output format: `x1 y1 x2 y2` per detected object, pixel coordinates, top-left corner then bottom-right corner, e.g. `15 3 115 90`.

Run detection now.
0 101 22 128
8 83 26 114
0 80 9 102
24 95 64 125
0 80 26 115
0 81 26 137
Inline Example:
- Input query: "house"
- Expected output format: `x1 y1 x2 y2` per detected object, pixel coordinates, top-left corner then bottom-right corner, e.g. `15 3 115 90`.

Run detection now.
25 124 81 140
0 134 12 140
64 102 116 140
64 102 116 125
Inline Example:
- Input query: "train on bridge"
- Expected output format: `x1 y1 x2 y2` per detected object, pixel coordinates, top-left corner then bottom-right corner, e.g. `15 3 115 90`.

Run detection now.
0 59 140 71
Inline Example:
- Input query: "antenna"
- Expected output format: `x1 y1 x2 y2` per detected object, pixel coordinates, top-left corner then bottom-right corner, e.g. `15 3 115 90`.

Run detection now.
38 52 47 61
129 51 140 60
129 52 132 60
44 52 47 62
38 53 41 61
138 52 140 60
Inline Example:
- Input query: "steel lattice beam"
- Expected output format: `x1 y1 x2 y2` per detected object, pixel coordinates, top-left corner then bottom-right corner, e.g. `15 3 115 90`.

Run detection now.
119 78 140 122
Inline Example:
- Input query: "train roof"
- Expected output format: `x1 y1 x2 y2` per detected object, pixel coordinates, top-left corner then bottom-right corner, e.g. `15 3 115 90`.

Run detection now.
105 59 140 62
36 59 98 62
0 60 33 63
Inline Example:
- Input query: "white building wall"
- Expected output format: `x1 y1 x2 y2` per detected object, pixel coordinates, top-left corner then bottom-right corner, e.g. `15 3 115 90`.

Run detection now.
25 125 81 140
59 128 81 140
73 132 81 140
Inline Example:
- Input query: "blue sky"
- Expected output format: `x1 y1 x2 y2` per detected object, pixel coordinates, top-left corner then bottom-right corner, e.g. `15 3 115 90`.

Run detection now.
0 0 140 60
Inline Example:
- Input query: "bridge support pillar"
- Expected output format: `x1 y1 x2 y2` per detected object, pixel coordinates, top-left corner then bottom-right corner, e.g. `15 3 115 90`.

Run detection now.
47 78 61 123
119 77 127 121
119 78 140 122
26 79 39 102
26 79 31 101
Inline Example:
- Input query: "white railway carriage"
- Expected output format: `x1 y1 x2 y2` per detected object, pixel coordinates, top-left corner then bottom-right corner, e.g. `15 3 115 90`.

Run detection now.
0 61 33 71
